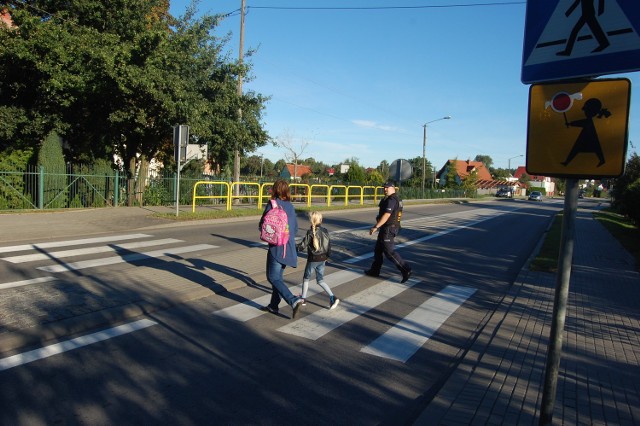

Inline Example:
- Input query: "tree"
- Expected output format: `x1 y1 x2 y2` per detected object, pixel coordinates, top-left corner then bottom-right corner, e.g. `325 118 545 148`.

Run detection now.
612 153 640 223
0 1 270 203
276 130 309 179
474 155 493 170
443 159 460 188
462 169 478 195
344 161 366 184
38 131 67 208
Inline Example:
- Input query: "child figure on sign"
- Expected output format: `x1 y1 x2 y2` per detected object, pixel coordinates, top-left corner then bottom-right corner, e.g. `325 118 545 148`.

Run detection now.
296 211 340 310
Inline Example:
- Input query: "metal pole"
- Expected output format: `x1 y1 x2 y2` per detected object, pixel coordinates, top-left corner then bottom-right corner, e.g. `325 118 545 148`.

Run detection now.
539 178 578 425
233 0 246 203
422 124 427 198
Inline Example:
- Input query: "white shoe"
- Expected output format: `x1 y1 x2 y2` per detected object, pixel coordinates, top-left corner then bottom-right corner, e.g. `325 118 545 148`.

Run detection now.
329 297 340 310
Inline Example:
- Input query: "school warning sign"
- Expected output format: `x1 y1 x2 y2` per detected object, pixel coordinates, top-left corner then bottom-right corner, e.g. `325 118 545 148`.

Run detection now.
526 78 631 178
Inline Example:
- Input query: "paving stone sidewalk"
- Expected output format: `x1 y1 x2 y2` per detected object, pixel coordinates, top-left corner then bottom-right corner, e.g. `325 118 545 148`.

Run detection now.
414 209 640 425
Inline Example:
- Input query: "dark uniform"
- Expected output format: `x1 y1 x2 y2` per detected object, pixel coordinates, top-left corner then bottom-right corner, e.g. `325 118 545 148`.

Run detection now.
366 191 412 282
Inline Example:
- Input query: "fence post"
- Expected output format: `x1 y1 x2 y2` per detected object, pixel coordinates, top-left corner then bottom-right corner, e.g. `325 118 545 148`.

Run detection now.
38 165 44 209
114 170 119 207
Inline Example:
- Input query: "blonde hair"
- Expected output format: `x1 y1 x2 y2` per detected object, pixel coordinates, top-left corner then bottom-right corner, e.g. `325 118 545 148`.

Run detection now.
309 211 323 251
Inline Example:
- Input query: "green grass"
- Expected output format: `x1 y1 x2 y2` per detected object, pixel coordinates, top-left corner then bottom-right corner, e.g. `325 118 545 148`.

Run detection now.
529 209 640 273
593 210 640 267
529 214 563 273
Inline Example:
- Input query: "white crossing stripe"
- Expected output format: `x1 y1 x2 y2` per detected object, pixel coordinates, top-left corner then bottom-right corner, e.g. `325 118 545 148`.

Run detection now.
361 285 476 363
213 269 362 322
0 319 157 371
0 234 152 254
277 278 420 340
3 238 183 263
0 276 58 290
37 244 218 272
345 215 507 264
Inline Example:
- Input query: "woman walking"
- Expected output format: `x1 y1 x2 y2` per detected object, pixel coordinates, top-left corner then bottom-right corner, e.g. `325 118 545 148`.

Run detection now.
259 180 303 318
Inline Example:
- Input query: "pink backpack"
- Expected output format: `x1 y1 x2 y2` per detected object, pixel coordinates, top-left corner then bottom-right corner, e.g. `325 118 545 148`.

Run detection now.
260 199 290 253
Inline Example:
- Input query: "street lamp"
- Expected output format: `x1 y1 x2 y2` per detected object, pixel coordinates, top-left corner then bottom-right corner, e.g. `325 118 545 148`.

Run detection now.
422 116 451 197
507 154 523 175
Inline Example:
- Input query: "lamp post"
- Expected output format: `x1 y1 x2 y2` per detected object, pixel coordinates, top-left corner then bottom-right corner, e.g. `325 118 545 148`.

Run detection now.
508 154 523 175
422 116 451 197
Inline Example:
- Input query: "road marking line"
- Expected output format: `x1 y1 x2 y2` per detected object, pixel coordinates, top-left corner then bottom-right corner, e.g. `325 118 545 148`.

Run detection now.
3 238 184 263
213 269 362 322
345 215 506 264
277 278 420 340
0 319 157 371
361 285 476 362
37 244 218 273
0 234 152 254
0 276 58 290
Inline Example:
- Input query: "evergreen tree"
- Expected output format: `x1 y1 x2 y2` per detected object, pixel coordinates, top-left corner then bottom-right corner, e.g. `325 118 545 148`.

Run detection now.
37 132 67 208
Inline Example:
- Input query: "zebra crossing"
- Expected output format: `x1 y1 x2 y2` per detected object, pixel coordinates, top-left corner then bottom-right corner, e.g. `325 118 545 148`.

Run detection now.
0 208 507 369
215 268 476 364
0 234 219 287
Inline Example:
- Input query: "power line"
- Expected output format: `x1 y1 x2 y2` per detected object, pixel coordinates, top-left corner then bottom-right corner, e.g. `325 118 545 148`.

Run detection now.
247 2 525 12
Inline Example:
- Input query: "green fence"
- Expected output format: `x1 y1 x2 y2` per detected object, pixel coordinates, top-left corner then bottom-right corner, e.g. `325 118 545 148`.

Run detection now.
0 166 473 211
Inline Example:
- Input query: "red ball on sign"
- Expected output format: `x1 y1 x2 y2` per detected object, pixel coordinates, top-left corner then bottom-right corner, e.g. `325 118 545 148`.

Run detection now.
552 92 571 112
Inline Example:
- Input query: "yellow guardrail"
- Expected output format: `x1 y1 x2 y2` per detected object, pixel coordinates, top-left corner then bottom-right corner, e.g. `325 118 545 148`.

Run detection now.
193 180 385 212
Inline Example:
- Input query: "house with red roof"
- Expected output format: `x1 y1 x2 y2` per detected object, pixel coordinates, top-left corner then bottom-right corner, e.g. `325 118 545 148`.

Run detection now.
513 166 555 196
280 163 313 181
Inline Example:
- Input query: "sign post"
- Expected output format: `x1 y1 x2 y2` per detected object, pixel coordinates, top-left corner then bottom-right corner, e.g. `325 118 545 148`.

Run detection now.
522 3 637 424
173 125 189 217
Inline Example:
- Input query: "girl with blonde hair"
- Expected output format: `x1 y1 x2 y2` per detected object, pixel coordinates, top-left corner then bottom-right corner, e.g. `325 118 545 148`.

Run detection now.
296 211 340 310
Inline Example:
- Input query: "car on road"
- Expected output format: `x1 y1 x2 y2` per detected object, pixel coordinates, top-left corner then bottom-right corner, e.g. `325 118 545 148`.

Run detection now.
496 188 512 198
528 191 543 201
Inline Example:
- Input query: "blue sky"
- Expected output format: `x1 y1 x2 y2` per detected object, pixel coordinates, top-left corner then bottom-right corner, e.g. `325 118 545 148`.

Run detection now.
168 1 638 171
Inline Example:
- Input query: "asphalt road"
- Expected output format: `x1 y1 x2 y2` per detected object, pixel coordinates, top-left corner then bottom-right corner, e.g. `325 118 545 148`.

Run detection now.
0 200 561 425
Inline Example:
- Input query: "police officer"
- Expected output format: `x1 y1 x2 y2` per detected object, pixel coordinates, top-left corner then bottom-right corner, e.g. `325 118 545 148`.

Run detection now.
365 180 412 283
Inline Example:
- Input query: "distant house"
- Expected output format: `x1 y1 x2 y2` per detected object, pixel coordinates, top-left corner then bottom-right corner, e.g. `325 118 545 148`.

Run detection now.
513 166 555 196
436 159 492 186
280 163 313 181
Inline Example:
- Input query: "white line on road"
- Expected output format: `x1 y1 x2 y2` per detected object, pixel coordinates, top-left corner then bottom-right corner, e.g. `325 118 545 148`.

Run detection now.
345 216 504 264
37 244 218 273
213 269 363 322
0 319 157 371
360 285 476 362
0 234 152 254
0 276 58 290
277 278 420 340
3 238 184 263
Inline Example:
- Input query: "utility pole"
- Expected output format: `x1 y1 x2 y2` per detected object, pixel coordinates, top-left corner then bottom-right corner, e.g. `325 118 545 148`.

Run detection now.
233 0 246 201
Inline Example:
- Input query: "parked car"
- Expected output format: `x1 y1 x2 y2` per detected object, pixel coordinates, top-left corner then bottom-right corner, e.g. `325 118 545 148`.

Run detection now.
496 188 512 198
528 191 543 201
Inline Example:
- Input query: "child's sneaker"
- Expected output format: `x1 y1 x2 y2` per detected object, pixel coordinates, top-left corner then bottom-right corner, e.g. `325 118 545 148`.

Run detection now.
329 296 340 310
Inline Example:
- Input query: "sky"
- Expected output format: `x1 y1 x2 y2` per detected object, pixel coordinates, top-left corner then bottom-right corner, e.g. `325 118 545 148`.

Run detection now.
168 0 639 172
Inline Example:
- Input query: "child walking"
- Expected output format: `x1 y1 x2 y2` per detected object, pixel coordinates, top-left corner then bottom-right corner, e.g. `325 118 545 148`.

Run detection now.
296 211 340 310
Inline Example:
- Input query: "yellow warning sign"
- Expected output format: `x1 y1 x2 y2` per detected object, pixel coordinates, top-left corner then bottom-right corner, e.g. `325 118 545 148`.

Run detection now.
526 78 631 178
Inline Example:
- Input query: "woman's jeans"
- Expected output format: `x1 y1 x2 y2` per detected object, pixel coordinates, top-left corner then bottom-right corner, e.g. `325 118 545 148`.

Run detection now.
266 251 297 308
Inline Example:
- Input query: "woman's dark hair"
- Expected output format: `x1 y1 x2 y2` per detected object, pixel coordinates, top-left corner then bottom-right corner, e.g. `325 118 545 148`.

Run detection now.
271 179 291 201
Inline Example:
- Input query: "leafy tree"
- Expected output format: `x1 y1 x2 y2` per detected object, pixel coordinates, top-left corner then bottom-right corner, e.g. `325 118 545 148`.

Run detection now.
442 159 461 188
344 162 366 184
462 169 478 194
612 153 640 223
492 168 511 179
0 1 270 204
474 155 493 169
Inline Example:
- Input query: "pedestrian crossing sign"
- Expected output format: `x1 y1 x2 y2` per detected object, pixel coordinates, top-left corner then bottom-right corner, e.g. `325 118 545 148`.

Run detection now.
526 78 630 178
522 0 640 83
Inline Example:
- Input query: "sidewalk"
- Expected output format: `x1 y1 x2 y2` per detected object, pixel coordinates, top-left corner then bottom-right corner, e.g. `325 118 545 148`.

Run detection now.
414 206 640 425
1 203 639 424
